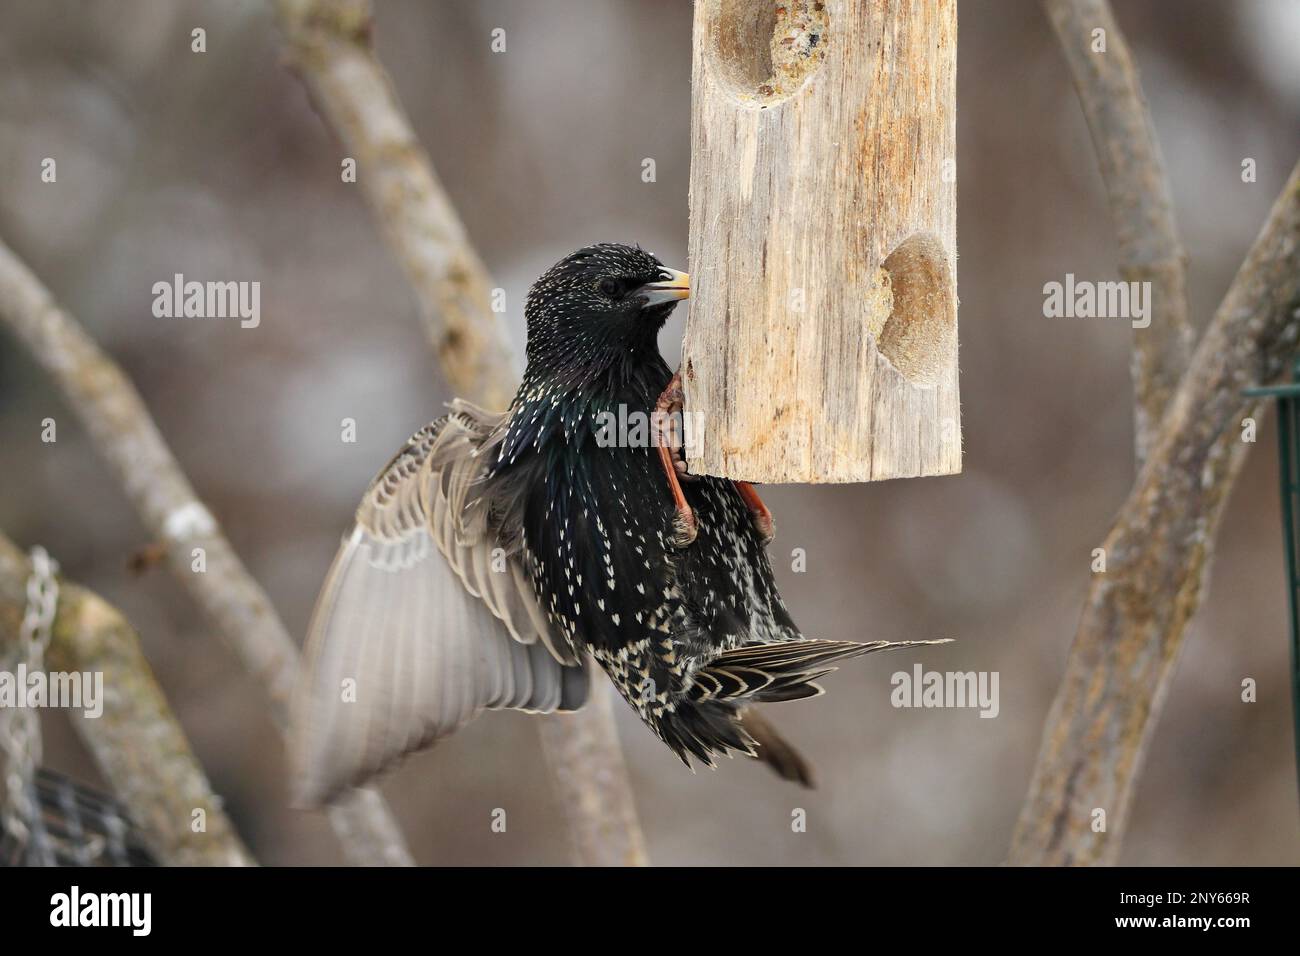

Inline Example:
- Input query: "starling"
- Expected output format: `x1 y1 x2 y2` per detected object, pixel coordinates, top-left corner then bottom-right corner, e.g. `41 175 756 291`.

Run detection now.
292 243 941 805
0 769 157 867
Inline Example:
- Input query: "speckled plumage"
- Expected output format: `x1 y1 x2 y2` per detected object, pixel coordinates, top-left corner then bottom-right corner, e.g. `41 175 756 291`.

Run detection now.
292 243 936 804
480 244 920 771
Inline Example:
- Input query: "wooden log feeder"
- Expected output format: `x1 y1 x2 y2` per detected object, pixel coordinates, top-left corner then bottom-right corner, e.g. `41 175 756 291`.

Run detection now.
681 0 960 483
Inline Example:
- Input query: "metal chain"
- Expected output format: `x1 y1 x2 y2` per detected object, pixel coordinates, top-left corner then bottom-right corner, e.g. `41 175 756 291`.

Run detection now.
0 545 59 863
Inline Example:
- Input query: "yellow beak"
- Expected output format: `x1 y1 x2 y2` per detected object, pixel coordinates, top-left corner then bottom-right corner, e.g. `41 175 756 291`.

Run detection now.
639 268 690 305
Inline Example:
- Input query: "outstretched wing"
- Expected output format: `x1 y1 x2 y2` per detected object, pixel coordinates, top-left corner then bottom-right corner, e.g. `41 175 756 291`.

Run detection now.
291 401 588 807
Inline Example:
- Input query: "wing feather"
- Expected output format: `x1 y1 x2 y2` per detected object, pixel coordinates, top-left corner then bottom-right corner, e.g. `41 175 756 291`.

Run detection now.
291 407 588 807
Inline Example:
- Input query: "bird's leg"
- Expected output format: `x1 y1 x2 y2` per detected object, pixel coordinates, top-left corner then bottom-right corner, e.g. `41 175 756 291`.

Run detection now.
654 372 697 547
733 480 775 545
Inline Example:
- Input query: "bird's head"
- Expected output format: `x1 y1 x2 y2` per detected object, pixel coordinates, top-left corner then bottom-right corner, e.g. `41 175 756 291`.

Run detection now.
523 243 689 384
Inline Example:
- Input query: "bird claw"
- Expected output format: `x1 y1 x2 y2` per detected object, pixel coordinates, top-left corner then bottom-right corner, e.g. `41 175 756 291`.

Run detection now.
669 508 698 548
655 376 696 481
656 371 699 547
672 447 699 483
733 480 775 546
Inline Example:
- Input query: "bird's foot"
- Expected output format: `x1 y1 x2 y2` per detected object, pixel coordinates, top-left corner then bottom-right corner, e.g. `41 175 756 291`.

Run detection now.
733 480 775 545
670 446 697 483
656 371 698 547
669 507 698 548
654 371 698 483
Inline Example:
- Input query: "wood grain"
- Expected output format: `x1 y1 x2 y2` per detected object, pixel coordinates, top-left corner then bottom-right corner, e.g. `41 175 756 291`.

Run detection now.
683 0 960 483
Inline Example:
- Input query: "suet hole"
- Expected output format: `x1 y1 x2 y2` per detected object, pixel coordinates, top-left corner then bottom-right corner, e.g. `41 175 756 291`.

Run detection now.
876 233 956 388
710 0 829 106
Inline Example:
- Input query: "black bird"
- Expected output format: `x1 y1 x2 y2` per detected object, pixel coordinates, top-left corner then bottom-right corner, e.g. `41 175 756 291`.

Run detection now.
292 243 940 804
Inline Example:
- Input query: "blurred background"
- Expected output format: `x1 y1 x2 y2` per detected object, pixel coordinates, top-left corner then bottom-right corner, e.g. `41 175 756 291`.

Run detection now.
1 0 1298 865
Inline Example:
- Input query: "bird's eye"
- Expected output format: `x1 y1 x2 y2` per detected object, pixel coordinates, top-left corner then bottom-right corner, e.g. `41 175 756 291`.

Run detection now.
598 278 622 298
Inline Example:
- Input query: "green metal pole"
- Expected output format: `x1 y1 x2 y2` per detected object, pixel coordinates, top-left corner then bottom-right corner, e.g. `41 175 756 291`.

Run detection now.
1245 359 1300 814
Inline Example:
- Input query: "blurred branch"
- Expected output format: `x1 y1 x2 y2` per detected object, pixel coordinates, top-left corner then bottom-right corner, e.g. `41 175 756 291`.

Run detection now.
273 0 515 410
0 238 414 866
1010 159 1300 865
271 0 649 866
536 684 648 866
1043 0 1192 465
0 531 253 865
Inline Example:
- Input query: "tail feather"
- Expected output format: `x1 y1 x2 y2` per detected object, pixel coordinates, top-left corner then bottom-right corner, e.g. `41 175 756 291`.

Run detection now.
689 639 949 705
753 678 828 703
740 709 817 788
661 638 950 779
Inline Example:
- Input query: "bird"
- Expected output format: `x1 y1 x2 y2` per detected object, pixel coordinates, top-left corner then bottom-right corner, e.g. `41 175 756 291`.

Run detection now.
1 769 157 867
291 242 944 806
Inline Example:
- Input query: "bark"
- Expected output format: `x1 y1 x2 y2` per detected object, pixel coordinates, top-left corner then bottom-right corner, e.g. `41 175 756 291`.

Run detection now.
0 531 254 866
273 0 516 409
1009 160 1300 865
270 0 648 865
683 0 960 483
0 238 414 866
1043 0 1192 464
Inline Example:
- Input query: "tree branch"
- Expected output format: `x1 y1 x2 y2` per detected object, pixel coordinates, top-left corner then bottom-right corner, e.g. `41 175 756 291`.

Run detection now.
0 238 414 866
273 0 516 410
270 0 648 865
0 531 254 865
535 684 648 866
1043 0 1192 465
1009 159 1300 865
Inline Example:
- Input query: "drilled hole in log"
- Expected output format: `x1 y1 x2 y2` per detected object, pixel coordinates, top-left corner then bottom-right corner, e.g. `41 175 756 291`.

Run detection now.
710 0 829 106
877 234 956 388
